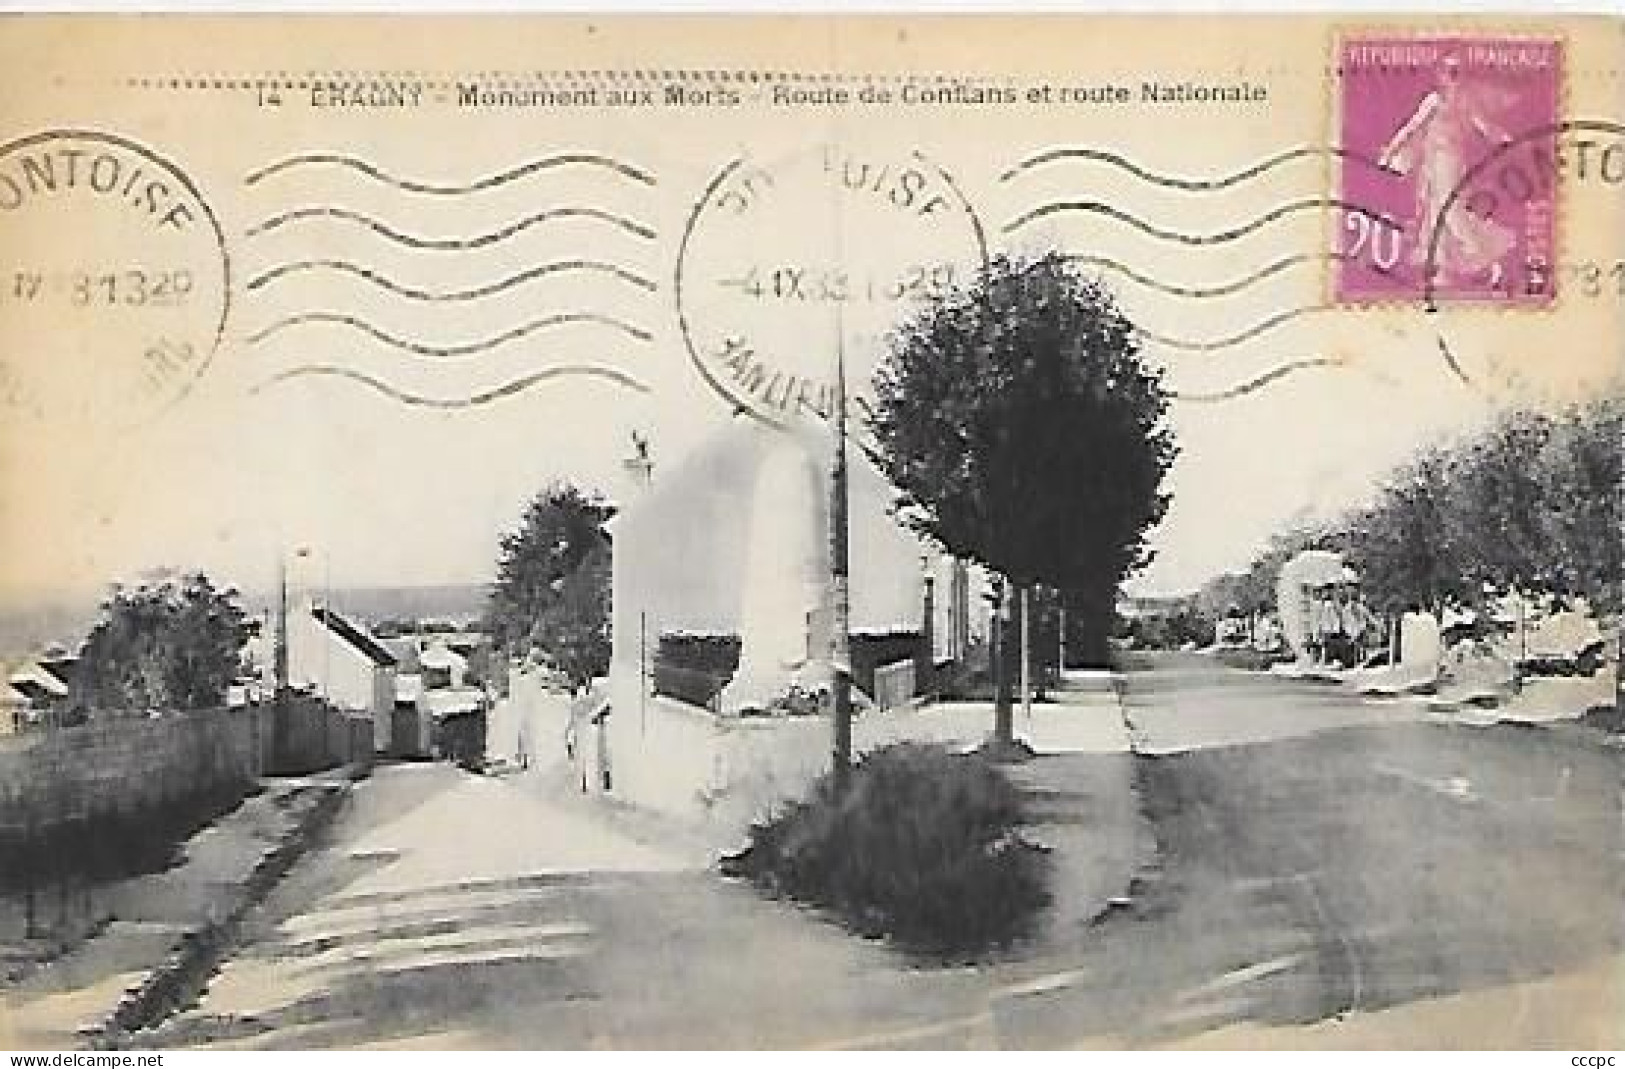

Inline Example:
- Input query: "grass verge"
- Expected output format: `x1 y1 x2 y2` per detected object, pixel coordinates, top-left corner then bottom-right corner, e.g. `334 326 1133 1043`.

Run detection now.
721 742 1050 960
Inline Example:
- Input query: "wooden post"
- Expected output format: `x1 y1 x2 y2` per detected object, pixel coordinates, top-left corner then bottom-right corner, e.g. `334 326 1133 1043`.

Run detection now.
1058 600 1067 675
1019 586 1032 721
920 559 935 698
992 578 1013 746
829 337 853 792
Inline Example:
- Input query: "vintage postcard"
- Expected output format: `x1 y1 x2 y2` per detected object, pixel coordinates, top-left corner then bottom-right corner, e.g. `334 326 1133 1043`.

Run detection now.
0 13 1620 1052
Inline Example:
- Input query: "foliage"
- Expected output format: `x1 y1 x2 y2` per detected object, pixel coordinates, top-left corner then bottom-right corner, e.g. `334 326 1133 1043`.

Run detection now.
1445 412 1554 599
723 743 1051 958
486 482 613 688
652 633 741 709
868 251 1178 600
1336 446 1470 616
1529 397 1623 612
535 542 612 690
1061 578 1119 668
762 683 825 717
1345 400 1621 615
74 572 250 715
464 642 503 693
1221 393 1622 623
1117 600 1216 651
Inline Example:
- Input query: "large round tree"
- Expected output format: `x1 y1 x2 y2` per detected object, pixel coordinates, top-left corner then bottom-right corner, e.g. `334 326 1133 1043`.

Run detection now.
486 482 614 689
868 252 1176 743
76 572 251 716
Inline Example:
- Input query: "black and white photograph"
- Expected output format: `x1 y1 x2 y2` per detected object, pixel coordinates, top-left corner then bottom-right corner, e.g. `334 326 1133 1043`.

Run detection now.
0 11 1619 1052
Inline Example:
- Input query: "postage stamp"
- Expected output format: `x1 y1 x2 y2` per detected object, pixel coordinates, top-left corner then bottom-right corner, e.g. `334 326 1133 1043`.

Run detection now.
1335 35 1563 305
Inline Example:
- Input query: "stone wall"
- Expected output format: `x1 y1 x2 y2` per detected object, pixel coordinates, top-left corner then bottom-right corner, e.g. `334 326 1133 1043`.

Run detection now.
0 698 367 888
0 707 268 888
0 709 265 830
268 692 373 775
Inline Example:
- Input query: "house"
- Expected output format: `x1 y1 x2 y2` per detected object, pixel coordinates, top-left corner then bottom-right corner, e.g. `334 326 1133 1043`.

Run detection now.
383 631 485 681
386 637 487 760
418 640 469 690
7 655 74 726
382 637 421 674
286 602 398 752
1 678 26 734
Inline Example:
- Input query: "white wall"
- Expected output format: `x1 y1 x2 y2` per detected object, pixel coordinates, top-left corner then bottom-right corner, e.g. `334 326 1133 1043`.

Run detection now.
608 416 930 723
286 608 387 721
604 696 830 844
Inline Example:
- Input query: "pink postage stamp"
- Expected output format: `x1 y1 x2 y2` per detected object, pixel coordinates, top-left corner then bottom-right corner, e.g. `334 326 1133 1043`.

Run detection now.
1335 35 1563 305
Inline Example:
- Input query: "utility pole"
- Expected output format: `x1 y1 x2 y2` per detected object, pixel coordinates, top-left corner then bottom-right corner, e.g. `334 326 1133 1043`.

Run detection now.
1058 597 1067 678
829 333 854 792
274 553 289 693
1020 586 1032 721
991 576 1013 746
920 556 935 698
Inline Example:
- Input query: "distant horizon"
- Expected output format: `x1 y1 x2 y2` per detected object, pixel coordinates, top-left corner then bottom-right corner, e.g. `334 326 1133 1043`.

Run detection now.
0 580 497 662
0 570 1230 663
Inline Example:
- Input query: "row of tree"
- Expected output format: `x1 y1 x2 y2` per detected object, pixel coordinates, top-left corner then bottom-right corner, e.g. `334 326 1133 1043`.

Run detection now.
868 252 1177 744
1202 394 1622 627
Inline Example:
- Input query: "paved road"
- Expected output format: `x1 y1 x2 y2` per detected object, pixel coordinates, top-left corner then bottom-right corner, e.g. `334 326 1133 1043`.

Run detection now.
143 763 1001 1050
990 652 1622 1048
142 653 1621 1048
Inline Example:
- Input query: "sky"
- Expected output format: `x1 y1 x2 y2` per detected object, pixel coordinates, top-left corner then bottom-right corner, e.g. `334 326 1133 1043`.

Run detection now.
1 16 1617 611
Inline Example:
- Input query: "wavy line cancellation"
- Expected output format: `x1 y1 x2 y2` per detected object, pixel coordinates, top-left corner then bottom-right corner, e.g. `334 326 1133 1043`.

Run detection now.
248 312 652 358
1169 357 1348 403
1138 305 1330 353
248 259 656 301
1001 145 1393 189
1065 252 1352 300
246 152 656 191
246 206 656 248
1004 198 1397 244
251 364 650 407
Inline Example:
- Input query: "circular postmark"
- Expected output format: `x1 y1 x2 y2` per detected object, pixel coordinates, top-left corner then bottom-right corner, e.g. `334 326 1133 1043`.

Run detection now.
0 129 230 430
675 145 987 431
1424 119 1624 393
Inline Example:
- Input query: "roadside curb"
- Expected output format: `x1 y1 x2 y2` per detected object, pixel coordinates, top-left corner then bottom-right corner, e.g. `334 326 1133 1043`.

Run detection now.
1103 670 1170 924
79 766 365 1050
1224 660 1622 752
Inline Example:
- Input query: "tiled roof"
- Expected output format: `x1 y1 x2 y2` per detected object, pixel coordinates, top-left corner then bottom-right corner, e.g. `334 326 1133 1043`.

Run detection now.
10 677 55 703
312 607 398 667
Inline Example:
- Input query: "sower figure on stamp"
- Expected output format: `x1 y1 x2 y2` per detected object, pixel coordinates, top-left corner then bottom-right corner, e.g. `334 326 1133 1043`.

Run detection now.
1377 52 1516 276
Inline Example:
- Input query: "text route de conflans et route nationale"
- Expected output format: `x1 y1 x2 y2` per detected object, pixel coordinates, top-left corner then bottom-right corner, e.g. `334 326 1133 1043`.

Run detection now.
303 78 1270 110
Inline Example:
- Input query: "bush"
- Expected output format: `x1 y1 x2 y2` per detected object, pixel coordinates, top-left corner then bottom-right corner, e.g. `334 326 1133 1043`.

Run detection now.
722 743 1050 958
652 634 740 709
